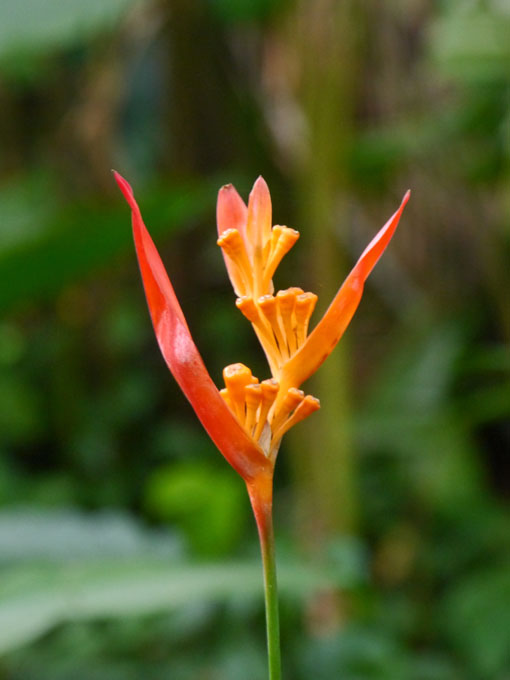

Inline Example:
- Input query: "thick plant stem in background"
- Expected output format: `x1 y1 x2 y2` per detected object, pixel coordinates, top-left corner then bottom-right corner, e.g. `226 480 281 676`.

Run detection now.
247 474 281 680
288 0 359 547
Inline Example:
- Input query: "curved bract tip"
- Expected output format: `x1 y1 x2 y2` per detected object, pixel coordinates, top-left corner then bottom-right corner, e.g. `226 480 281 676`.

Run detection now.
113 170 134 202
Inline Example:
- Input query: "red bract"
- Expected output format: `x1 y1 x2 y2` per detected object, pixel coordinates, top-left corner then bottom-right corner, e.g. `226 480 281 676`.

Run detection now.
277 190 410 398
114 172 270 483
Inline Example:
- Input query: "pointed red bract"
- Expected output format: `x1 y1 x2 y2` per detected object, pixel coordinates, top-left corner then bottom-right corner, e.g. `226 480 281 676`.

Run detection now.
280 191 410 392
114 172 270 482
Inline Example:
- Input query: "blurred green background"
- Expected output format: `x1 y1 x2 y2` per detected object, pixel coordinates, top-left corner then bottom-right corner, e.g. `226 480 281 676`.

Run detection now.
0 0 509 678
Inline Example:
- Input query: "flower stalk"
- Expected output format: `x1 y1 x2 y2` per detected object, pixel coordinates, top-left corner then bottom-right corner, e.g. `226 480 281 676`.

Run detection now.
247 474 281 680
260 507 281 680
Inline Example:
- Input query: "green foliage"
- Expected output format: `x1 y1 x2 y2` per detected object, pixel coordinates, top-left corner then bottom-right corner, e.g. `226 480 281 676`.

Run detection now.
430 5 510 83
209 0 284 23
144 462 247 556
0 173 212 313
0 0 137 61
442 563 510 677
0 0 509 677
0 510 334 657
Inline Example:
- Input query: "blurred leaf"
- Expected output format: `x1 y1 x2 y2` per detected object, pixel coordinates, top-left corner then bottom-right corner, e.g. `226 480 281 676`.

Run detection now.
351 96 507 185
442 563 510 676
461 343 510 374
0 321 26 365
426 501 510 580
0 372 43 444
326 536 369 587
299 626 411 680
357 319 494 514
459 382 510 426
0 175 57 251
144 462 247 556
4 616 266 680
208 0 283 23
0 509 181 563
430 8 510 82
0 556 334 655
405 655 459 680
0 509 338 655
150 419 215 463
357 318 510 460
0 177 211 313
357 320 464 452
0 0 137 62
101 300 147 356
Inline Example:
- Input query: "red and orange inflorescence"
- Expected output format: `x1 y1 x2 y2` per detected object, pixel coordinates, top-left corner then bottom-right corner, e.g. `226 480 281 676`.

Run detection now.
115 172 409 493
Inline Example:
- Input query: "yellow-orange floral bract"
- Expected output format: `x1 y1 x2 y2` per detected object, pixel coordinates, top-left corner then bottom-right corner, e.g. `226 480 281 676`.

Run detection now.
115 172 409 487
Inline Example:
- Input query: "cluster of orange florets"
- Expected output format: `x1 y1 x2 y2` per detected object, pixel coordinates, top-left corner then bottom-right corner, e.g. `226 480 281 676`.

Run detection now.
219 363 319 460
217 188 320 459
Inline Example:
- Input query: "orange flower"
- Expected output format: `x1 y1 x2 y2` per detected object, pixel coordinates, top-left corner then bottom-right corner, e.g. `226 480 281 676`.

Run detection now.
216 177 409 460
115 172 409 485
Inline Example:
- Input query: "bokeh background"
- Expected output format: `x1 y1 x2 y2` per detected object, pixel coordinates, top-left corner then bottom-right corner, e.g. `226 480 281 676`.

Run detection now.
0 1 509 678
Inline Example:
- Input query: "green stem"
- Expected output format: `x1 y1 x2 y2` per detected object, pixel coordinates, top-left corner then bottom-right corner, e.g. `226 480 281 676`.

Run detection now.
247 476 282 680
260 509 281 680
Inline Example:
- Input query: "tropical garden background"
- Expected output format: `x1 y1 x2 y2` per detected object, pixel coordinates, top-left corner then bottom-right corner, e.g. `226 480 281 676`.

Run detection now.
0 1 509 678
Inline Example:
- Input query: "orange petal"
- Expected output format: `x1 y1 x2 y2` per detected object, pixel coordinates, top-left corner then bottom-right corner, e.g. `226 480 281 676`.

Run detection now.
114 172 270 482
280 191 410 391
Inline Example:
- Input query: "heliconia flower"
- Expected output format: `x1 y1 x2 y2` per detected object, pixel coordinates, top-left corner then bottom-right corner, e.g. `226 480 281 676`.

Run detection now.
115 171 409 487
